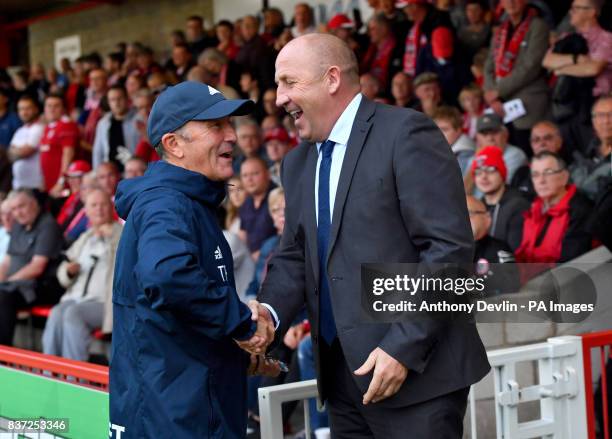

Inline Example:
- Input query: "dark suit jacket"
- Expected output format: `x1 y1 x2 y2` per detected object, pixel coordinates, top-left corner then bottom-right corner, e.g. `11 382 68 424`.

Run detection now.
258 97 490 407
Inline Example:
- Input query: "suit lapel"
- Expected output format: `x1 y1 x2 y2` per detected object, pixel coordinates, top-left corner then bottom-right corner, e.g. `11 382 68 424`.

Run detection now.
326 98 375 266
302 143 320 281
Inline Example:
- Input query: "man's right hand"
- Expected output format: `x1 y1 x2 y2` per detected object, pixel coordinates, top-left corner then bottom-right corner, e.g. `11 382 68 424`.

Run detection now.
235 300 275 355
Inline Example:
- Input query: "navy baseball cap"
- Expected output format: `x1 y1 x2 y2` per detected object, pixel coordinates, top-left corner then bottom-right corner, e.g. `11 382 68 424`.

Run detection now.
147 81 254 147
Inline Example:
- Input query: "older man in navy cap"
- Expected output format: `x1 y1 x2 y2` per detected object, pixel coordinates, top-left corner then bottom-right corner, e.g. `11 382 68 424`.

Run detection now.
109 82 277 439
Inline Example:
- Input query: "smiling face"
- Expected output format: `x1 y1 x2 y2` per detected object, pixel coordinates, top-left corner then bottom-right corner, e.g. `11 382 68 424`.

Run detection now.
173 119 237 181
275 43 333 142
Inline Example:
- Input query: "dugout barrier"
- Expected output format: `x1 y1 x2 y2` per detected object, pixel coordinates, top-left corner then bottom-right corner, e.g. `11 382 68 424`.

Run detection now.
259 331 612 439
0 345 108 438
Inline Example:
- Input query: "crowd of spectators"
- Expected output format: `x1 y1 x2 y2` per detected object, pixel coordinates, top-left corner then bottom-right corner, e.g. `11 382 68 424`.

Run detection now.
0 0 611 436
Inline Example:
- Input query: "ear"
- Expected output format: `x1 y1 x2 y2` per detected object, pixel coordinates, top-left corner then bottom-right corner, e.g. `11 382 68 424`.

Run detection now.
326 66 342 95
161 132 185 160
560 169 570 186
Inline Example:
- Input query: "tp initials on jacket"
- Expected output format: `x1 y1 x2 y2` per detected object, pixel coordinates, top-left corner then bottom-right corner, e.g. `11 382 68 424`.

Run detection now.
215 245 228 282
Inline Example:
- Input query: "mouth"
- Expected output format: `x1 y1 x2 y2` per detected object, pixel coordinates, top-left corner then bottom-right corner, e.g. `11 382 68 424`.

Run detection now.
288 108 303 121
218 146 233 160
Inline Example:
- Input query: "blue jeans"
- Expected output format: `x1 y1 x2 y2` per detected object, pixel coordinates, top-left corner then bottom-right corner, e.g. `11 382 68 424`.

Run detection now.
297 335 328 430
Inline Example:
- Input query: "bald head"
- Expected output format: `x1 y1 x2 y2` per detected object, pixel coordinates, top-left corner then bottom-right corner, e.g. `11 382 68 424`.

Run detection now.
275 34 360 142
278 34 359 84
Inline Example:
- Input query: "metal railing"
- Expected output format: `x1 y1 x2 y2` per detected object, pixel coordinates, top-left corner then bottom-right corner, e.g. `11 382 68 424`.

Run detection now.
259 335 594 439
259 379 318 439
485 335 587 439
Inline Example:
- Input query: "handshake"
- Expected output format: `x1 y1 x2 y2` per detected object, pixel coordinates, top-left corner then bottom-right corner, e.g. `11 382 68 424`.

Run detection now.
235 300 279 377
236 299 275 354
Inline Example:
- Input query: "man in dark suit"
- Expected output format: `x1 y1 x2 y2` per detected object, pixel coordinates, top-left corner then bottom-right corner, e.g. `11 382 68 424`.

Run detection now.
246 34 490 438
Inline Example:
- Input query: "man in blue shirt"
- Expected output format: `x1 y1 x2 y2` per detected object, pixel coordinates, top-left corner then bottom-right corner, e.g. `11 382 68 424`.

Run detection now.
0 89 22 150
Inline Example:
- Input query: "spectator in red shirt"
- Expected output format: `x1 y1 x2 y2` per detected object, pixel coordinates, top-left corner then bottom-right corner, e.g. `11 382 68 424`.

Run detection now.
216 20 240 60
40 94 79 197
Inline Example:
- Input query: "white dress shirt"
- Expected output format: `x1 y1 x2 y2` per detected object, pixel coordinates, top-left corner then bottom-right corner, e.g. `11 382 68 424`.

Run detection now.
262 93 363 328
315 93 363 224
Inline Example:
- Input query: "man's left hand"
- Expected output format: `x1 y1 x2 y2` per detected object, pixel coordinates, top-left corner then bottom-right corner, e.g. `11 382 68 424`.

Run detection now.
354 347 408 405
247 355 282 377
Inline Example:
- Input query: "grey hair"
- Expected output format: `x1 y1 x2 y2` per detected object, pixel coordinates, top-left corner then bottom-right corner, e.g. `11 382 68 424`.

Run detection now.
155 124 192 159
198 48 228 66
7 187 37 201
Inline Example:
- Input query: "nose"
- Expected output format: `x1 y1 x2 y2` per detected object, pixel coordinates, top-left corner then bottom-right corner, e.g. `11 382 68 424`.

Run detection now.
225 123 237 143
276 87 289 108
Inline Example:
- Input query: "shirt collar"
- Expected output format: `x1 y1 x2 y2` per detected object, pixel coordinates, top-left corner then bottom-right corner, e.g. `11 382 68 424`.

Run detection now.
317 93 363 153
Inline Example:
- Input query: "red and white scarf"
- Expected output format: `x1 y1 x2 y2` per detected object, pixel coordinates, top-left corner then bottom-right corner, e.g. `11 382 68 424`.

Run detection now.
493 8 537 79
403 21 427 76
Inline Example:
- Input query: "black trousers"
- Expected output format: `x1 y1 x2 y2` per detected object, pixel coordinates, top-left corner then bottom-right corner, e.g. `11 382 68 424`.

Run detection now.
0 288 27 345
323 339 469 439
0 279 63 346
